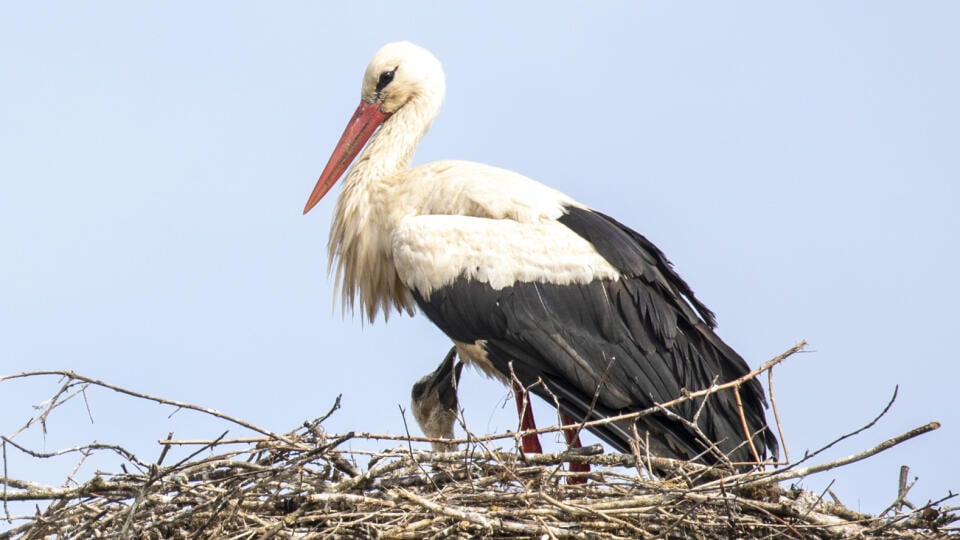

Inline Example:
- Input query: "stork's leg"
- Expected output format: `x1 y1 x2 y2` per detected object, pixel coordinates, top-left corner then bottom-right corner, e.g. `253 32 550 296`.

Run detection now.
560 412 590 484
512 380 543 454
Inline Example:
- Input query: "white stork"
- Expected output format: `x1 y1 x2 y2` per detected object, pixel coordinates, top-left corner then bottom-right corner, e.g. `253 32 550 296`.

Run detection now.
304 42 778 470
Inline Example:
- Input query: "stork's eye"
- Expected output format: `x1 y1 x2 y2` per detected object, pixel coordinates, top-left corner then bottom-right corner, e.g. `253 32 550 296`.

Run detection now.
376 68 397 92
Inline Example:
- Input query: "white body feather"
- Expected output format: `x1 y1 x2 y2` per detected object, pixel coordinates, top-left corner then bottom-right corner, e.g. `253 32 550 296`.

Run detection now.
394 211 619 298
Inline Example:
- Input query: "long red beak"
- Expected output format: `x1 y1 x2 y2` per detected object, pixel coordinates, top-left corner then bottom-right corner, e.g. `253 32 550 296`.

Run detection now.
303 101 389 214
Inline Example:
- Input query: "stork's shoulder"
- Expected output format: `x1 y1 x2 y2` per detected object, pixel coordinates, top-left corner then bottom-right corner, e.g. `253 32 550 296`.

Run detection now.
401 160 577 222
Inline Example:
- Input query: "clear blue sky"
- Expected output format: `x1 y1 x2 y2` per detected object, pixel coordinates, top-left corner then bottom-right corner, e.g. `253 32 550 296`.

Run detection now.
2 2 957 518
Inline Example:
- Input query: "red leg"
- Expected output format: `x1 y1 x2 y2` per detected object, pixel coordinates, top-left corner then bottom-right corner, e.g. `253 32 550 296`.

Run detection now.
512 380 543 454
561 412 590 484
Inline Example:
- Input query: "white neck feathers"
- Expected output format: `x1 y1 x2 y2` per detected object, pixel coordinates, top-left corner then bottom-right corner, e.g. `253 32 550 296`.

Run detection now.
327 92 441 322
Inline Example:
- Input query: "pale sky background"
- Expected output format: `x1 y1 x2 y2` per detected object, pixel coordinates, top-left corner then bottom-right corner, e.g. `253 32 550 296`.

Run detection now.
2 2 958 521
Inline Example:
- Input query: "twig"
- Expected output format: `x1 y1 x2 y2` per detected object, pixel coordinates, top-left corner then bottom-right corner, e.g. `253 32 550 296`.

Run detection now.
880 465 917 517
802 478 836 519
398 404 442 492
733 385 761 465
2 439 7 522
308 393 343 429
767 365 789 463
766 385 901 478
733 422 941 488
1 437 149 471
0 370 293 444
569 352 618 444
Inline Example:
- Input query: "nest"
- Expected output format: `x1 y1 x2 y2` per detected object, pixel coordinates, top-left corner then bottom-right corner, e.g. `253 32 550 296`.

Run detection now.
1 346 957 539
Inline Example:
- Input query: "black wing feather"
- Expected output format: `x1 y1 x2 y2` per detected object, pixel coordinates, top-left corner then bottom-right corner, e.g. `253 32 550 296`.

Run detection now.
558 206 718 328
559 207 778 462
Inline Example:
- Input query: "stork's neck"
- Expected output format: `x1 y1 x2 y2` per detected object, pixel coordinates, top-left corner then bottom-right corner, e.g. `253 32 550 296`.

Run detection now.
328 92 442 322
344 94 440 193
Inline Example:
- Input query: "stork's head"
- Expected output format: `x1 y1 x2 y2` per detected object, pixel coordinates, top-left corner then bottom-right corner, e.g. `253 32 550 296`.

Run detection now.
303 42 445 214
360 41 445 115
411 347 464 450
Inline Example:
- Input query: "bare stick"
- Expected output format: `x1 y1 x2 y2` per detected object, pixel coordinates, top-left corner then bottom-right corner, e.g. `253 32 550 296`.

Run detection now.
733 385 761 465
880 465 917 517
1 370 293 444
306 393 342 429
772 385 901 477
734 422 940 488
2 437 149 471
2 439 7 521
768 365 789 463
397 404 442 492
690 374 720 425
568 352 618 444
